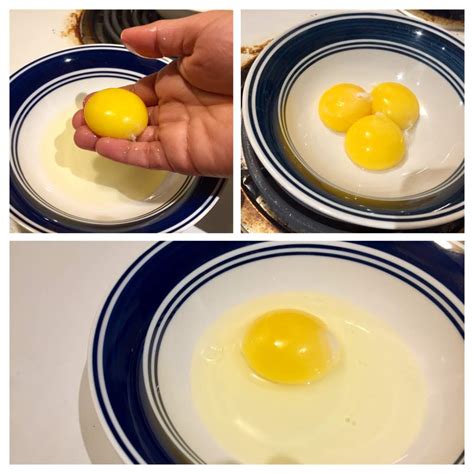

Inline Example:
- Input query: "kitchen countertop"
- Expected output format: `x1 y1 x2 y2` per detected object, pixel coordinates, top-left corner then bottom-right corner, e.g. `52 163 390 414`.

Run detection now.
10 241 153 463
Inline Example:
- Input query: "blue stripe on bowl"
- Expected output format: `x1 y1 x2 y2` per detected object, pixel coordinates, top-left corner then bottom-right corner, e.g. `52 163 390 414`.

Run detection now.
244 13 464 226
10 45 223 233
91 241 464 464
10 176 224 233
91 242 242 463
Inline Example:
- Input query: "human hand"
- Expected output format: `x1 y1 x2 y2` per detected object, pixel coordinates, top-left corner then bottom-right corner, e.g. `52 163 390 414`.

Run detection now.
73 11 233 177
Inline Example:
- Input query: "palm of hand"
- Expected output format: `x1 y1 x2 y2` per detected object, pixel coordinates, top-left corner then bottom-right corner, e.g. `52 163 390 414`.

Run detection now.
139 62 232 175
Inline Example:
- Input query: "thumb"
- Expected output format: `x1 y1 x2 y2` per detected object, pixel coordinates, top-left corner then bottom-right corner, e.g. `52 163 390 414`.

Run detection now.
120 14 206 59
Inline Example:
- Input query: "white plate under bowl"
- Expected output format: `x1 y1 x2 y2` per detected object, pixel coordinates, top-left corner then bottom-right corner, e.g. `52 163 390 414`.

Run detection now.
141 242 464 464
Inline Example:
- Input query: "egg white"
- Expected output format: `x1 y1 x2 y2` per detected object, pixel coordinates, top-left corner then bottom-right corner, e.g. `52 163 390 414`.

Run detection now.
191 291 426 464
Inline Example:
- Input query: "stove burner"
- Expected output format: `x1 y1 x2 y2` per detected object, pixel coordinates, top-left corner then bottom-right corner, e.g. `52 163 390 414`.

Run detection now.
79 10 160 44
422 10 464 21
403 9 464 31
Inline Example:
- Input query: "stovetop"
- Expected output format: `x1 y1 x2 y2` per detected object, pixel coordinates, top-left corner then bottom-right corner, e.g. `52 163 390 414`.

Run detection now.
79 10 161 44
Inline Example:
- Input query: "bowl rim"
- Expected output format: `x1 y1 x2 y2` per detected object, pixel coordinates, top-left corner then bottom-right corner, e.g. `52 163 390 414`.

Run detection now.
242 11 465 230
9 44 224 233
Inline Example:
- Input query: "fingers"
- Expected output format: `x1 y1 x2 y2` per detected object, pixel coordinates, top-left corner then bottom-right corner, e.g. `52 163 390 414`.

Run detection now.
73 117 173 171
121 73 159 106
73 125 99 151
74 130 175 172
136 126 158 142
72 110 98 150
121 19 194 59
120 11 223 59
72 109 85 128
95 138 177 171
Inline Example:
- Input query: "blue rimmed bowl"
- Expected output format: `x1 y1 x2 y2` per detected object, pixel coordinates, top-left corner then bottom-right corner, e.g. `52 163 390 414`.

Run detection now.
89 241 464 463
242 12 464 230
10 45 224 233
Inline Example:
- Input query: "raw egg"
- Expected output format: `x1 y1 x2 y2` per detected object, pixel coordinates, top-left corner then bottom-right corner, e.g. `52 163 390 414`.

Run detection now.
242 309 339 384
371 82 420 130
84 88 148 140
318 83 372 132
191 291 426 463
345 114 405 170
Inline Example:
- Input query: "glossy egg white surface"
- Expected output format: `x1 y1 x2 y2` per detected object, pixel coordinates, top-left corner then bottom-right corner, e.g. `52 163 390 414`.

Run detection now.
191 291 426 464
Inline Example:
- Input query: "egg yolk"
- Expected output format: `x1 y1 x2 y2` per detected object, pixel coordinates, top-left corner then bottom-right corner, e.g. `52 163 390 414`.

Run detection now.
371 82 420 130
84 88 148 140
345 114 405 171
318 83 372 132
241 309 338 385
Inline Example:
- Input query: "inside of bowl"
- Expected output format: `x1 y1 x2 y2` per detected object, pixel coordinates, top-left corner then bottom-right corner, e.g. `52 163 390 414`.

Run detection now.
144 245 463 464
12 75 191 224
282 48 464 201
246 13 465 218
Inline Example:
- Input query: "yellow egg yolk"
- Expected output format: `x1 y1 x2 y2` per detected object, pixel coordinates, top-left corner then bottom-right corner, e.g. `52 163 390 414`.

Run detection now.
84 88 148 140
345 114 405 171
241 309 338 385
371 82 420 130
318 83 372 132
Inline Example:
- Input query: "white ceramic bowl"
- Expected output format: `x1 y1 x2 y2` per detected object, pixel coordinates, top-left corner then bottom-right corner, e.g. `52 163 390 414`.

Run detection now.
242 12 464 229
140 242 464 463
10 45 223 233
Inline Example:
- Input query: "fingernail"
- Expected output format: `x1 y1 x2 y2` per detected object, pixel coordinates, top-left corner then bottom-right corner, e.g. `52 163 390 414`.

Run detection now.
120 29 136 51
121 40 137 55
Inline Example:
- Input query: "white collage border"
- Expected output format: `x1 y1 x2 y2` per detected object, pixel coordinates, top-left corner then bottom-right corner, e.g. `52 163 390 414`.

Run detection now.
3 0 471 473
